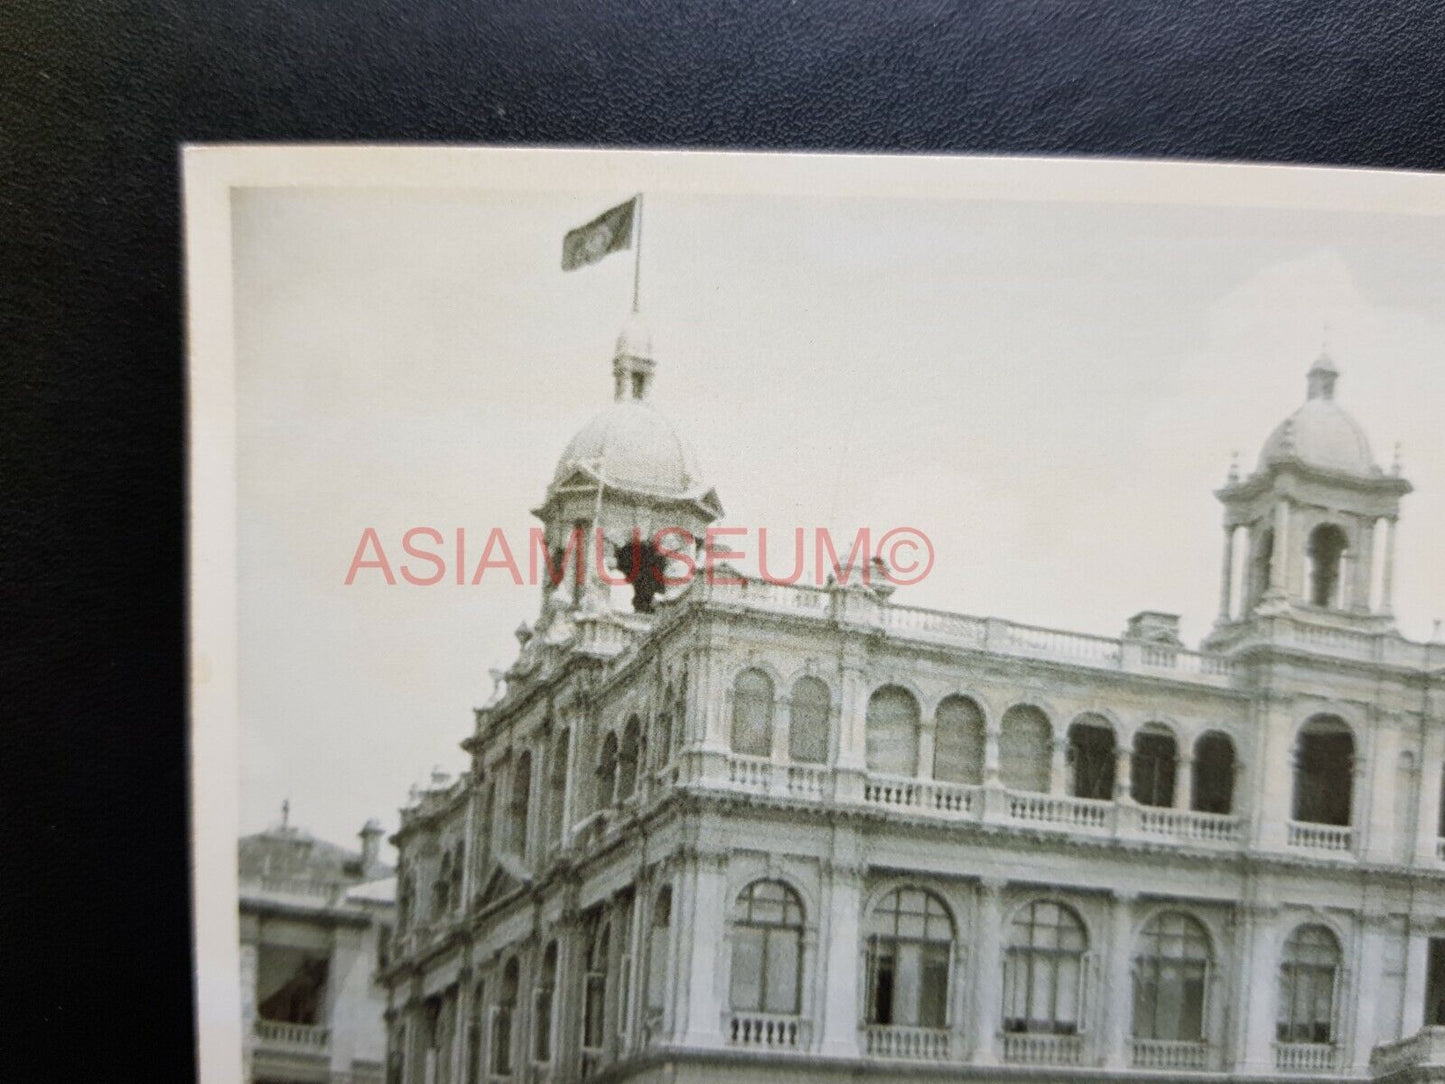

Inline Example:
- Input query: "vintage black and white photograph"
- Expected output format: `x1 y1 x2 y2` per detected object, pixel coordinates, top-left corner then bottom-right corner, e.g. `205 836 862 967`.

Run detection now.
187 148 1445 1084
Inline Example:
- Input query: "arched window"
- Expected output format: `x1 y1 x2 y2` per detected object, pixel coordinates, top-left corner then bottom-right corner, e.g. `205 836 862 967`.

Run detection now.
596 732 618 810
731 669 775 757
617 715 642 800
788 676 830 764
866 888 955 1029
508 752 531 856
646 887 672 1020
547 733 568 847
1068 715 1116 800
1004 901 1089 1035
1192 732 1235 814
730 880 805 1015
582 919 610 1053
1292 716 1353 826
1133 911 1210 1041
1278 925 1341 1044
492 958 518 1076
1131 725 1177 808
1307 524 1349 608
934 695 986 785
477 782 496 880
1000 705 1051 793
534 942 557 1063
866 685 920 777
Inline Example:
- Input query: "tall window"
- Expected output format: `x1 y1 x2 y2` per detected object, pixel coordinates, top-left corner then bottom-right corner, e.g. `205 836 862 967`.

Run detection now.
866 888 954 1029
1131 726 1177 808
1292 715 1353 826
583 919 610 1052
1069 716 1116 800
477 782 496 883
435 852 453 915
731 669 775 757
465 981 484 1084
866 685 920 777
646 887 672 1021
1307 524 1349 608
653 692 674 767
449 841 464 911
534 943 557 1063
1278 925 1341 1044
1000 705 1051 793
1251 527 1274 607
398 873 415 931
618 715 642 800
492 959 518 1076
547 733 568 847
1004 901 1089 1035
1133 912 1210 1041
788 677 830 764
1192 732 1235 814
730 880 805 1015
596 732 618 810
933 695 986 785
508 753 531 857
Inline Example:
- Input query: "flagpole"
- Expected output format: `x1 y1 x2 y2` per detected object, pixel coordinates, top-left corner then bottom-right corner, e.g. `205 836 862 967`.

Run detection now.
631 193 644 314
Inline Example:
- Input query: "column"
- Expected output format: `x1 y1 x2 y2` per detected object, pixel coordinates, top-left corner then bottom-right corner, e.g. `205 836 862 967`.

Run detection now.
1415 726 1445 865
1381 517 1399 615
1050 738 1069 795
969 879 1006 1065
1352 911 1388 1072
818 857 863 1056
1267 499 1289 598
677 852 728 1047
327 925 369 1080
1103 891 1136 1068
1218 525 1236 621
1349 518 1375 613
1238 902 1280 1072
1401 920 1431 1036
1175 754 1194 812
836 652 868 771
918 715 937 781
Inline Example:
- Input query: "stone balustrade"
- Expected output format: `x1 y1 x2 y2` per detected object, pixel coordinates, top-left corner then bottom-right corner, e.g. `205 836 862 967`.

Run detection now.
1001 1032 1085 1066
863 1024 952 1061
1007 791 1111 832
1287 821 1354 853
863 774 979 818
1372 1027 1445 1075
1274 1042 1339 1073
254 1018 330 1051
1131 1038 1211 1070
1137 807 1242 844
727 1011 808 1050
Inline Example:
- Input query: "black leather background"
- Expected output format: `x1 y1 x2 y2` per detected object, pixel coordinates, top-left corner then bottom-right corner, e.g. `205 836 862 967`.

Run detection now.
4 0 1444 1077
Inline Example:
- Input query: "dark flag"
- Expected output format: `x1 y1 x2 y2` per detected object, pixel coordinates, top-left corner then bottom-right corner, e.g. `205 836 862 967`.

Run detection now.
562 198 636 271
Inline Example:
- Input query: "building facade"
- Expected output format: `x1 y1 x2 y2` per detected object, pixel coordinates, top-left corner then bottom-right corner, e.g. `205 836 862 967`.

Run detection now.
240 815 396 1084
380 331 1445 1083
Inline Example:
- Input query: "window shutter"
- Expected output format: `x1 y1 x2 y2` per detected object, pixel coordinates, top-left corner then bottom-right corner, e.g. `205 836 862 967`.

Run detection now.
1000 951 1015 1026
1200 959 1213 1043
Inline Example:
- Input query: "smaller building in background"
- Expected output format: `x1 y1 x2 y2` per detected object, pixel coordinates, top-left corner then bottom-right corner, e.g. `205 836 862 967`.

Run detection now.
240 809 396 1084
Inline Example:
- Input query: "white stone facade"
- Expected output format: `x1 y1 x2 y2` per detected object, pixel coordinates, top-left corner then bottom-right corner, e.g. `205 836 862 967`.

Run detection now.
380 339 1445 1083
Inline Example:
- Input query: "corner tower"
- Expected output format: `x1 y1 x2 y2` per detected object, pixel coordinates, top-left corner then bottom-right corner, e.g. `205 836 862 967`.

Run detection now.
532 318 722 618
1209 352 1410 642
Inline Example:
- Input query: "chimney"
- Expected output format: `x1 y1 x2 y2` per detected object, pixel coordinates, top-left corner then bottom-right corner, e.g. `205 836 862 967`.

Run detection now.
359 818 384 874
1124 611 1182 644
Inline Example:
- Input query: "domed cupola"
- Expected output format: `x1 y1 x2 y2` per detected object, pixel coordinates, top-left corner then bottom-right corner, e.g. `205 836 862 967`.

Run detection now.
1257 353 1380 477
1209 351 1410 640
533 318 722 616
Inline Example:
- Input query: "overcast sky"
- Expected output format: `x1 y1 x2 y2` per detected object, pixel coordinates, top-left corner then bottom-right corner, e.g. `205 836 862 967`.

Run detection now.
233 179 1445 856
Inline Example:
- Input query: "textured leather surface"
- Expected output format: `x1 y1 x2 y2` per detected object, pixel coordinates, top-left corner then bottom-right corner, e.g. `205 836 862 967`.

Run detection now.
4 0 1444 1077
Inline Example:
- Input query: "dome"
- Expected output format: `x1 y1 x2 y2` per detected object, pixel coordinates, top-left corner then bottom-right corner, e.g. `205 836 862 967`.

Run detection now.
1257 354 1378 476
553 399 704 497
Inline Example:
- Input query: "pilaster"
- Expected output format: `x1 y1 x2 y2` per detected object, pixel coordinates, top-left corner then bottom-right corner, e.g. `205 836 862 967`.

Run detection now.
969 878 1006 1065
1103 890 1136 1069
818 841 864 1057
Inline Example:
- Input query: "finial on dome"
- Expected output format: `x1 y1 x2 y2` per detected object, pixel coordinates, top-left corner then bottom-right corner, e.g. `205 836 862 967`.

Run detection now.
1392 441 1403 476
1226 450 1240 483
1307 351 1338 401
613 313 656 402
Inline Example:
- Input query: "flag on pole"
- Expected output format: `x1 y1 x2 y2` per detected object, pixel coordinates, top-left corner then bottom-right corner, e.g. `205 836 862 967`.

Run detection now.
561 198 637 271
